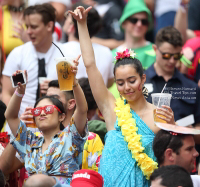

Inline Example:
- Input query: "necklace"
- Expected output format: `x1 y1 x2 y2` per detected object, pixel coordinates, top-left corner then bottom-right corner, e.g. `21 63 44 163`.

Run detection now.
138 102 148 121
115 98 158 179
8 4 25 13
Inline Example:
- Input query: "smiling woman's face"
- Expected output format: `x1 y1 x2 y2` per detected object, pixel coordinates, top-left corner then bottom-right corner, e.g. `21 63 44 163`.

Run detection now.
34 98 61 131
115 64 145 102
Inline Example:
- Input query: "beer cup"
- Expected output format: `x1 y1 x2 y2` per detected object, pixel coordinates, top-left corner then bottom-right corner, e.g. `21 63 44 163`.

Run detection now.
26 118 37 128
151 93 172 124
55 57 75 91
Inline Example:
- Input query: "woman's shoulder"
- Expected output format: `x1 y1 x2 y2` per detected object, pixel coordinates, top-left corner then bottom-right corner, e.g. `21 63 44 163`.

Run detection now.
143 103 160 134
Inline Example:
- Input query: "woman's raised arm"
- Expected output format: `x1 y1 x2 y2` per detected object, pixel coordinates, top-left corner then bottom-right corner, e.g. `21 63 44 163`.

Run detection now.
5 70 27 135
72 55 88 135
68 7 116 131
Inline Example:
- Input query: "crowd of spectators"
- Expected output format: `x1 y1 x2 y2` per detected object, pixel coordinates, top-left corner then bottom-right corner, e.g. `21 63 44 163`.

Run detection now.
0 0 200 187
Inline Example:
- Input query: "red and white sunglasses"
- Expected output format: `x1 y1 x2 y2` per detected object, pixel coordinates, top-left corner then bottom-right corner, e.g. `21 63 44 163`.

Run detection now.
31 105 61 116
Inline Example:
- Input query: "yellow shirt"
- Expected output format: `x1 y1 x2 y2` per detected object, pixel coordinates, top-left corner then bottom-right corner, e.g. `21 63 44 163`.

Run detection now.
82 132 104 172
1 6 24 56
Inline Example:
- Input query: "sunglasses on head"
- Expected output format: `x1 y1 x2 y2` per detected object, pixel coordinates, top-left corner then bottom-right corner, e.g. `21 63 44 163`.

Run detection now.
158 48 182 60
31 105 61 117
127 17 149 26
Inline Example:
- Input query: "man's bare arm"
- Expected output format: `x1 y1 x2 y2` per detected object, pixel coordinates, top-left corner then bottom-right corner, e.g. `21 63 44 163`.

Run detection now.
0 144 23 175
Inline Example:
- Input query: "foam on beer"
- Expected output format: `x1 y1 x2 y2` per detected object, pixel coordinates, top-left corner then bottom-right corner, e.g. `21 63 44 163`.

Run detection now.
55 57 75 67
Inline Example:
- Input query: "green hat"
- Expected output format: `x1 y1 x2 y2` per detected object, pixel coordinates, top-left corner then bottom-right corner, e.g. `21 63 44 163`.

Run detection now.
120 0 152 30
88 120 107 144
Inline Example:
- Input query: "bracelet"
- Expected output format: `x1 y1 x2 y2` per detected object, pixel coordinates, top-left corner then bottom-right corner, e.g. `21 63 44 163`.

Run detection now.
15 90 24 97
180 2 189 11
73 79 79 88
180 55 192 68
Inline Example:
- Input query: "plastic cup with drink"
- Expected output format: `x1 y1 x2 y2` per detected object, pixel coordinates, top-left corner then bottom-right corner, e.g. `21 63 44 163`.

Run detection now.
55 57 75 91
24 106 37 129
152 93 172 124
52 42 76 91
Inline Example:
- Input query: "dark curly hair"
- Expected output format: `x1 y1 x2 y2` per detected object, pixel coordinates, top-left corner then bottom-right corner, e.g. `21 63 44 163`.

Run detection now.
155 26 183 48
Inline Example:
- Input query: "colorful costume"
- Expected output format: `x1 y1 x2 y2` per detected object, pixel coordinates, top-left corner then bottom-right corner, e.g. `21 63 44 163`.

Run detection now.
82 132 103 171
11 120 88 185
99 100 157 187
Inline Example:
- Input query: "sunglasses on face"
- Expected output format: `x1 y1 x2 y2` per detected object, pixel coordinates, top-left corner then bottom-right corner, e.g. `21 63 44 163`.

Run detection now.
31 105 61 117
158 48 182 60
127 17 149 26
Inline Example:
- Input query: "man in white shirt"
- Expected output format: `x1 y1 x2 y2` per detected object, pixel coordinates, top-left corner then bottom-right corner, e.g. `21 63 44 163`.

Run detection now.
153 129 200 187
62 3 114 88
2 3 66 133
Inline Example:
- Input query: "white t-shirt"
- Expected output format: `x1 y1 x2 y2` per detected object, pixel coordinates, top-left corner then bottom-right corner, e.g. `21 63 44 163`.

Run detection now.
155 0 181 17
191 175 200 187
63 41 114 86
2 41 67 133
28 0 71 7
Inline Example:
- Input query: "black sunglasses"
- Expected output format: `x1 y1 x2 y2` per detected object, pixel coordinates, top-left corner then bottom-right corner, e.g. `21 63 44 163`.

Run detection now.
127 17 149 26
158 48 182 60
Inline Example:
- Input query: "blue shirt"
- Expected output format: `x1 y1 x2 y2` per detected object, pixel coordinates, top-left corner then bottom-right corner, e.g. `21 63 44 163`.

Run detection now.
145 64 200 125
11 121 88 178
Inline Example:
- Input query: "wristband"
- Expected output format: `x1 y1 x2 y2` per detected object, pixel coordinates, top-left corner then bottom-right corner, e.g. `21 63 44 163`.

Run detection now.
181 2 189 8
180 2 189 12
180 55 193 68
15 90 24 97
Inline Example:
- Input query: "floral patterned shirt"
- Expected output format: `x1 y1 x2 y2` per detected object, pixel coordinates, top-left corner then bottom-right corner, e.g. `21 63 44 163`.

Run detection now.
11 120 88 178
82 132 103 171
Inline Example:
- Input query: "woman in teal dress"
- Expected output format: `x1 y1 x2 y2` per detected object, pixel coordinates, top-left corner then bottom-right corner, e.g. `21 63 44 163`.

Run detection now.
69 6 176 187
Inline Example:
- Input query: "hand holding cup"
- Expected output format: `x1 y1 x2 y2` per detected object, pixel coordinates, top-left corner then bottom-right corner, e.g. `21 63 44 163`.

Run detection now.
20 106 33 124
155 105 175 125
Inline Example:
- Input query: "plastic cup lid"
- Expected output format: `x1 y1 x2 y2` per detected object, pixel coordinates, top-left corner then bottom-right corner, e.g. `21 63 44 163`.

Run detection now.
54 57 75 67
151 93 172 98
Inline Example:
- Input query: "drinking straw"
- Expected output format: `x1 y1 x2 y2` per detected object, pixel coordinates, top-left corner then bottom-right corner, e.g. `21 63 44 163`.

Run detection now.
52 42 65 57
155 83 167 116
157 83 167 108
161 83 167 94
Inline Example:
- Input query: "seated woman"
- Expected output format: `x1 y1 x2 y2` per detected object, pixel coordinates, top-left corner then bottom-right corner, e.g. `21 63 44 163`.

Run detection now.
69 6 176 187
5 68 88 185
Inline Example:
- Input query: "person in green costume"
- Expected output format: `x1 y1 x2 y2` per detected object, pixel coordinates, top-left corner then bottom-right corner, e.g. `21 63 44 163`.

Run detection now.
110 0 155 98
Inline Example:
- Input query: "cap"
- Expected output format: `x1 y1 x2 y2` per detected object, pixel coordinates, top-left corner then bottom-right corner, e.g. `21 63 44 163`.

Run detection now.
71 169 103 187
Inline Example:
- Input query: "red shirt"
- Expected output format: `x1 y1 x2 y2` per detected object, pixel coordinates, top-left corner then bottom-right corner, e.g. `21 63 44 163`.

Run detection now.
183 37 200 81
